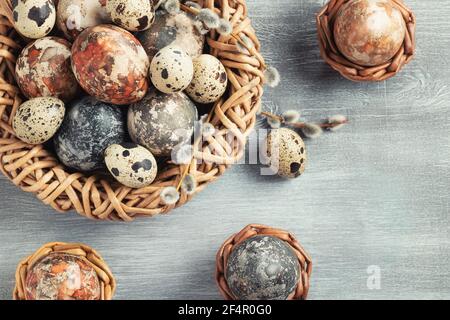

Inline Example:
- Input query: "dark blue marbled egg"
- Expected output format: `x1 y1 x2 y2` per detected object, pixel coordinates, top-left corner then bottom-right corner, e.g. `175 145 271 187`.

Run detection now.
54 96 127 172
225 235 300 300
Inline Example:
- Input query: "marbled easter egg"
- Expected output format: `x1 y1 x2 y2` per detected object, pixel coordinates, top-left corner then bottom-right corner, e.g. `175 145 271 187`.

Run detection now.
137 10 205 62
13 97 65 145
71 24 149 105
226 235 300 300
106 0 155 32
12 0 56 39
128 89 198 157
186 54 228 104
54 96 128 172
105 143 158 188
15 37 79 102
56 0 111 41
25 253 101 300
266 128 307 179
149 45 193 94
334 0 406 66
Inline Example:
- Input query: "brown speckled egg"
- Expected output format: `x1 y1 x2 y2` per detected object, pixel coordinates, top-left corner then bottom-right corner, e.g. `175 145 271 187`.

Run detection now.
12 0 56 39
107 0 155 32
56 0 111 41
150 46 193 94
266 128 307 179
105 143 158 188
137 10 205 62
128 89 198 157
71 24 149 105
15 37 79 102
186 54 228 104
25 253 100 300
334 0 406 67
13 97 65 145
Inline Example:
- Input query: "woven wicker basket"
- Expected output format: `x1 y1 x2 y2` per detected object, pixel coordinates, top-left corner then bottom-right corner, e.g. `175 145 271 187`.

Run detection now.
0 0 265 221
14 242 116 300
215 224 313 300
317 0 416 82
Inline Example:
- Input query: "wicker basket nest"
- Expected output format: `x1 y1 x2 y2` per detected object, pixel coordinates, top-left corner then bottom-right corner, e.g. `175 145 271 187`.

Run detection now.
0 0 265 221
215 224 313 300
317 0 416 82
14 242 116 300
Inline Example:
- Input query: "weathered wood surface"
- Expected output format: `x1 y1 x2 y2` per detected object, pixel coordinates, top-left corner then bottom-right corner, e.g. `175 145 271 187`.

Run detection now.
1 0 449 300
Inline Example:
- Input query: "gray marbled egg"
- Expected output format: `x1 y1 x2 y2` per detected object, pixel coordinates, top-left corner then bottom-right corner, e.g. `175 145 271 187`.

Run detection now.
137 10 205 62
107 0 155 32
266 128 307 179
13 97 65 145
54 96 128 172
150 45 193 94
186 54 228 104
128 89 198 157
105 143 157 188
12 0 56 39
225 235 300 300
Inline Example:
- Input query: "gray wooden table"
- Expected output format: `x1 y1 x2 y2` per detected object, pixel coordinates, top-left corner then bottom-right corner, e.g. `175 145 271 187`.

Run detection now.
1 0 449 300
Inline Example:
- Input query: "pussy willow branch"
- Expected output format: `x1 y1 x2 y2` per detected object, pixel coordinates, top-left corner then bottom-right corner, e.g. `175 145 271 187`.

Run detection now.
260 111 348 129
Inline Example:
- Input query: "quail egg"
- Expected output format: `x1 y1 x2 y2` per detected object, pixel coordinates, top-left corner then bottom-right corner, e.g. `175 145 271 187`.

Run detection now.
107 0 155 32
12 0 56 39
149 45 193 94
186 54 228 104
13 97 65 145
105 143 158 189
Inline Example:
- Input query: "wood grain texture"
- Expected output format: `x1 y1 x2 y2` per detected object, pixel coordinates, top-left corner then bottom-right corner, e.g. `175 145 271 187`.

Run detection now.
1 0 449 300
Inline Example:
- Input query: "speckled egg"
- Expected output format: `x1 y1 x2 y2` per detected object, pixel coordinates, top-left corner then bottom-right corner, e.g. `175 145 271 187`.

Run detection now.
128 89 198 157
225 235 300 300
15 37 79 102
54 96 128 172
150 45 193 94
13 97 65 145
137 10 205 62
266 128 307 179
105 143 158 188
186 54 228 104
334 0 406 66
107 0 155 32
12 0 56 39
56 0 111 41
71 24 149 105
25 253 100 300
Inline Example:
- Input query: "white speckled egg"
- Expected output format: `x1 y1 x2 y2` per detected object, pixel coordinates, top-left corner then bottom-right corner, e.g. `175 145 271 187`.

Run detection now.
265 128 307 179
107 0 155 32
12 0 56 39
186 54 228 104
149 46 193 94
105 143 158 188
56 0 111 41
13 97 65 145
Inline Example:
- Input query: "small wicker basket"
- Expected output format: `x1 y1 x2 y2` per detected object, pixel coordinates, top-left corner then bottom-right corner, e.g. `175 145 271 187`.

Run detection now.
215 224 313 300
0 0 265 221
13 242 116 300
317 0 416 82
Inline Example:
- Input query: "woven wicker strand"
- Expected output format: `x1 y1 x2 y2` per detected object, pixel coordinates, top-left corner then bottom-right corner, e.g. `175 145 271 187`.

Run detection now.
13 242 116 300
0 0 265 221
215 224 313 300
317 0 416 82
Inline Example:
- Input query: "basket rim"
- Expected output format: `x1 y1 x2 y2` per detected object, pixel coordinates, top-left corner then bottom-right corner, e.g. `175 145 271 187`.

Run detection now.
316 0 416 82
215 224 313 300
13 242 116 300
0 0 265 221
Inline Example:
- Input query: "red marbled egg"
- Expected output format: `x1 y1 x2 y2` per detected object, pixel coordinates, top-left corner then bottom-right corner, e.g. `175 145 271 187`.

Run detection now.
71 24 149 105
25 253 101 300
334 0 406 67
15 37 79 102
